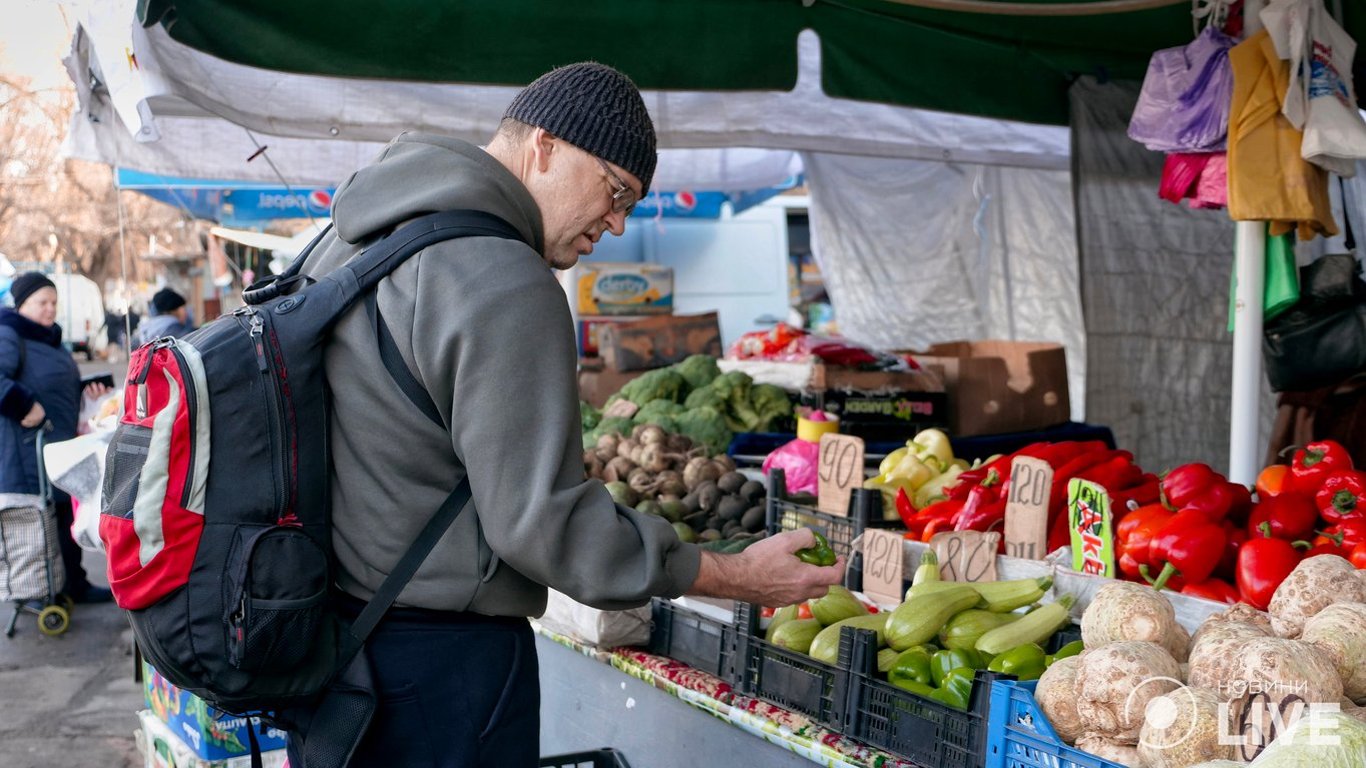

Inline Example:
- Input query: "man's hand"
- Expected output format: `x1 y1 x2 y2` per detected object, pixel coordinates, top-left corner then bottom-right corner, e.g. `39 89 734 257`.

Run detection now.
688 528 844 607
20 401 45 428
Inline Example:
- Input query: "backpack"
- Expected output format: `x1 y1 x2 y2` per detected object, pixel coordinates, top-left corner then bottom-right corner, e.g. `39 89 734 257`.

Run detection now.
99 211 526 727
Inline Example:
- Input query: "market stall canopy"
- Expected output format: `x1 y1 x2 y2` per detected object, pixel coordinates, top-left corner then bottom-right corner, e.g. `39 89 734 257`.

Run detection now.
62 0 1072 176
132 0 1366 125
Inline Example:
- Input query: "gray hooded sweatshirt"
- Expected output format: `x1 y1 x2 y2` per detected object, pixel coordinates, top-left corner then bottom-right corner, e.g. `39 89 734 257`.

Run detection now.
303 133 700 617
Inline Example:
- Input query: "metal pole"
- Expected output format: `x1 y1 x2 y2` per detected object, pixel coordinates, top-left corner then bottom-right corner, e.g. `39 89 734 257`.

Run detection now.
1229 221 1266 485
1226 0 1269 486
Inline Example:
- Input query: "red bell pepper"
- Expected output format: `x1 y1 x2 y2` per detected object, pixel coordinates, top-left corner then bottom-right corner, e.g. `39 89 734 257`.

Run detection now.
1350 541 1366 570
1290 440 1353 494
1110 475 1161 512
1237 522 1309 610
1146 509 1228 590
1161 463 1220 510
1076 454 1143 496
1224 482 1253 526
1305 533 1351 559
1181 578 1240 604
1217 524 1248 582
1116 503 1174 581
1325 518 1366 546
1316 470 1366 523
1255 464 1293 499
1182 481 1239 523
1246 494 1319 541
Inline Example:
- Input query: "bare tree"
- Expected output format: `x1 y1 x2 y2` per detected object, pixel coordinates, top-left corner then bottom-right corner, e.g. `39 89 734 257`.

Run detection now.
0 72 194 286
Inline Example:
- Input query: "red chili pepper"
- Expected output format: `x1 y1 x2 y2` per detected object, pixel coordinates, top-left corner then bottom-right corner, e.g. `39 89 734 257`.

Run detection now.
1181 578 1240 604
1182 481 1239 523
1217 524 1248 582
1246 494 1320 541
1255 464 1294 499
896 487 917 528
907 499 962 539
1110 475 1161 511
1146 509 1228 589
921 516 956 542
1077 456 1143 497
956 496 1008 533
1161 463 1220 510
1236 522 1309 610
1290 440 1353 494
1316 470 1366 523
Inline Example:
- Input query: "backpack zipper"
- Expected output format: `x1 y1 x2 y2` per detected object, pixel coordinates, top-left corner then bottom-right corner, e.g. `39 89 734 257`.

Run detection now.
165 343 201 511
246 311 289 519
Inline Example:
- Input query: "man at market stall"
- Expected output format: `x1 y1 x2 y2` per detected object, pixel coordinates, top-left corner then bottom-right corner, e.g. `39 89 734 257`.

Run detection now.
293 61 843 767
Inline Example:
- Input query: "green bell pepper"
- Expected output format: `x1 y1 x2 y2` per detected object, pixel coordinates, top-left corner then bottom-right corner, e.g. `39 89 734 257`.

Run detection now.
1045 640 1084 667
892 678 936 698
795 531 837 566
887 647 934 690
987 642 1047 681
931 667 976 711
930 647 982 687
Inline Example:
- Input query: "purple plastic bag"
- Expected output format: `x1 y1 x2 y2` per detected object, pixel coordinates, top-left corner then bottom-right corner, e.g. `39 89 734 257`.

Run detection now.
761 437 821 495
1128 27 1235 153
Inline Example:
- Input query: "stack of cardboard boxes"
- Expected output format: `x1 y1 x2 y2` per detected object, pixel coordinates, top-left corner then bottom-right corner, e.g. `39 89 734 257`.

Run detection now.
137 660 288 768
573 262 724 407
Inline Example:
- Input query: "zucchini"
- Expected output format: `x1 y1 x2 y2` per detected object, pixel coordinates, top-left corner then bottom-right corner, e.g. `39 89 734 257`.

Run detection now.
938 609 1023 650
975 595 1077 655
809 613 889 664
973 576 1054 613
886 584 981 651
911 549 940 587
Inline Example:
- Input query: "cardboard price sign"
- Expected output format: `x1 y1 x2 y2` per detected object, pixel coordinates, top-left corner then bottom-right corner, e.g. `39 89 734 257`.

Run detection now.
930 530 1000 583
1004 456 1053 561
817 434 864 517
861 528 906 605
1068 479 1115 577
601 399 639 420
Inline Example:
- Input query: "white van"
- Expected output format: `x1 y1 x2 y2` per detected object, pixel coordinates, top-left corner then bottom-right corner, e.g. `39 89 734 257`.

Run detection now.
50 272 107 360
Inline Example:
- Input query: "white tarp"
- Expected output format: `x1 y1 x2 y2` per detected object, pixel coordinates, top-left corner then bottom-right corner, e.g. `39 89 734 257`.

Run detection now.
802 152 1088 420
63 0 1069 174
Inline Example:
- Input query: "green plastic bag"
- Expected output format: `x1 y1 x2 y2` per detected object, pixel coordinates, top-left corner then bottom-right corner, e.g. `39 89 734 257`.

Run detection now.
1228 231 1299 332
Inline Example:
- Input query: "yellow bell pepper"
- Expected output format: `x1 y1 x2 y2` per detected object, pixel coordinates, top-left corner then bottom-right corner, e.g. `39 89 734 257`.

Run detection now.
913 464 965 509
910 428 954 468
878 446 910 477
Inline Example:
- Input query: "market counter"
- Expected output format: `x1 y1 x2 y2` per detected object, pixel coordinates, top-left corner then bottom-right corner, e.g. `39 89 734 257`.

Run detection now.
535 625 916 768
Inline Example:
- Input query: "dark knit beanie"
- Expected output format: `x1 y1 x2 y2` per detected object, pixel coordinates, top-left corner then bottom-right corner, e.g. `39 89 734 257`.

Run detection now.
9 272 55 311
152 288 187 314
504 62 658 195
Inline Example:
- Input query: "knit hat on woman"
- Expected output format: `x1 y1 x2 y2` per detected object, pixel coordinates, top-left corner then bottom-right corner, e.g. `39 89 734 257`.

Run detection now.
503 62 657 195
9 272 55 311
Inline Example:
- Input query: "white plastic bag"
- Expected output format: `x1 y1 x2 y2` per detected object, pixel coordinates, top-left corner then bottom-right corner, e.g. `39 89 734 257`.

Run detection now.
1262 0 1366 177
43 431 113 552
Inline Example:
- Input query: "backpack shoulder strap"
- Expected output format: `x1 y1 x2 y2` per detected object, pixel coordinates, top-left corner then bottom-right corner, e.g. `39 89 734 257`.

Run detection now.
348 210 527 297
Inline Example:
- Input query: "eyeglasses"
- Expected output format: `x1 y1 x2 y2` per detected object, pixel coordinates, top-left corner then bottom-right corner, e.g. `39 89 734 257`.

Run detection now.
593 156 639 216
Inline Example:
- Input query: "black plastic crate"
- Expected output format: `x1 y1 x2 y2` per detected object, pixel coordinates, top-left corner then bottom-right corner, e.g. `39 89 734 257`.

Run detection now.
539 748 631 768
844 628 1004 768
646 598 739 682
733 602 857 731
765 469 897 592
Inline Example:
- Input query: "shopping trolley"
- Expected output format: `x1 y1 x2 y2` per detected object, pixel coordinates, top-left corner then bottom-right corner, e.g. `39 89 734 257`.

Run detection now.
1 424 71 637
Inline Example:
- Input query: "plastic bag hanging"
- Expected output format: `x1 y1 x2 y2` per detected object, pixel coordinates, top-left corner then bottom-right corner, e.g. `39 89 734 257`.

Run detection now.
1128 26 1237 153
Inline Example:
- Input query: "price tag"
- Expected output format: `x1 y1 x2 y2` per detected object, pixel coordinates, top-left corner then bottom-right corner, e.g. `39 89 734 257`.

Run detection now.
602 399 639 420
1004 456 1053 561
930 530 1000 582
1232 690 1311 762
861 528 905 605
817 433 864 517
1068 479 1115 577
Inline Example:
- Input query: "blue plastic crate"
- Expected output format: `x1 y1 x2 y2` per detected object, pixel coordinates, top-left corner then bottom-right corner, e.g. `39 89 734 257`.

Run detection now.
985 679 1125 768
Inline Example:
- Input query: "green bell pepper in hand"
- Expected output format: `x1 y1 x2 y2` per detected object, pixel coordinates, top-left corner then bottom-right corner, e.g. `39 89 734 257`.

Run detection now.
887 647 934 691
930 648 982 687
987 643 1047 681
795 531 837 566
1045 640 1083 667
930 667 976 711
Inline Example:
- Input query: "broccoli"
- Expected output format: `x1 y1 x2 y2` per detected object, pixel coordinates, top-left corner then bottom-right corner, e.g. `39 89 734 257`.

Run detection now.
581 401 602 433
709 370 753 405
595 416 635 438
611 368 687 407
675 406 733 456
749 384 793 432
683 386 728 411
672 354 721 391
633 398 685 426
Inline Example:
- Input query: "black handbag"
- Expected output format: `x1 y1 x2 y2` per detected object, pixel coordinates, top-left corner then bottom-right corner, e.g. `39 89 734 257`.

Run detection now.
1263 252 1366 393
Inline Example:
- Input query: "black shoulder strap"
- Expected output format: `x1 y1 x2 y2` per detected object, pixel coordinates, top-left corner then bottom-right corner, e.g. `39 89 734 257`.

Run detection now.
363 292 444 428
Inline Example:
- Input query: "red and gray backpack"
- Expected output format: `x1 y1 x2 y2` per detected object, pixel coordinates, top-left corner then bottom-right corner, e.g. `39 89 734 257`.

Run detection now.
99 210 524 764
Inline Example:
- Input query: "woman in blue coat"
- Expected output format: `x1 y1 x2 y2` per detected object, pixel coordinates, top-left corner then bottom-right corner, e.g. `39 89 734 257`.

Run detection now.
0 272 111 603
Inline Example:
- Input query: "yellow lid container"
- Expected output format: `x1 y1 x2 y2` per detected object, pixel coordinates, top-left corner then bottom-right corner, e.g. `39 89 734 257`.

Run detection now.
797 413 840 442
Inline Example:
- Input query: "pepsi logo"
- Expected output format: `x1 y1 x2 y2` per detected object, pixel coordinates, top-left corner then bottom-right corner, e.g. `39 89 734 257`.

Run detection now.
673 191 697 212
307 189 333 213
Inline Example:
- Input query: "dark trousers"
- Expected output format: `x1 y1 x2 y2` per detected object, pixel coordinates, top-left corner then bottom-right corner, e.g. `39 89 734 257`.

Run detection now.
290 600 540 768
54 499 92 596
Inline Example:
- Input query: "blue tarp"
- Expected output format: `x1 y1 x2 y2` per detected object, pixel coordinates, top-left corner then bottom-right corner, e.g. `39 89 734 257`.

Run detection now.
117 168 800 225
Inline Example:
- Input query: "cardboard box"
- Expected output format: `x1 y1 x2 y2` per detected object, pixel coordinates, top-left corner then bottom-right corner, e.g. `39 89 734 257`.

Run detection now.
598 312 722 372
914 340 1070 437
142 661 289 761
578 359 649 408
579 315 647 358
138 710 287 768
574 262 673 315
